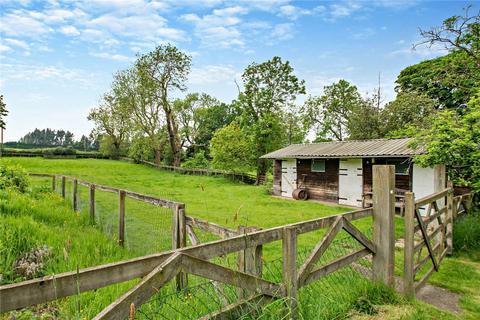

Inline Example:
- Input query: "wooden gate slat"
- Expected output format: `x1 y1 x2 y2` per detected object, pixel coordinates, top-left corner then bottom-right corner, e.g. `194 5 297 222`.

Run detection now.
297 216 343 285
414 209 439 271
342 218 376 253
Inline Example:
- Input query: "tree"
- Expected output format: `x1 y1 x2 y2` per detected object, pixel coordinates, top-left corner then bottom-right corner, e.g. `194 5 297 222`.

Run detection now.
0 95 7 157
88 92 131 159
381 92 436 138
0 95 8 130
397 8 480 109
239 56 305 183
411 91 480 192
174 93 222 156
135 44 191 166
304 80 364 141
415 5 480 67
210 123 254 172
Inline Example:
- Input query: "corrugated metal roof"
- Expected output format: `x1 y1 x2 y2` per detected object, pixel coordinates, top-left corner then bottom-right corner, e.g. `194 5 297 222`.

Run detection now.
261 138 424 159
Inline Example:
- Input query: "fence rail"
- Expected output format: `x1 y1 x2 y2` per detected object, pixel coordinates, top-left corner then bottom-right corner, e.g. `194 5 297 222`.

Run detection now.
137 159 259 185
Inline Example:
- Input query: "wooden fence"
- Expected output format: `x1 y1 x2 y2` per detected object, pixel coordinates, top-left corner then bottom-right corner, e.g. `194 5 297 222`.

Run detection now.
137 159 259 185
28 173 184 248
403 181 474 297
1 166 475 319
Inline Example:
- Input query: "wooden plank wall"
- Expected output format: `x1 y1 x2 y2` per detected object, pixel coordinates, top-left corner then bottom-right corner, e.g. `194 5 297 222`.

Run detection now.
296 159 339 202
362 158 412 193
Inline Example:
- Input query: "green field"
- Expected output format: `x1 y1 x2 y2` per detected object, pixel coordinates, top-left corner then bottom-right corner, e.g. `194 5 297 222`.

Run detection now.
1 157 479 319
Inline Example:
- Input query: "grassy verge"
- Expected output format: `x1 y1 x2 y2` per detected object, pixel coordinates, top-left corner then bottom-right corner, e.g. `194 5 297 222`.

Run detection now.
0 186 136 319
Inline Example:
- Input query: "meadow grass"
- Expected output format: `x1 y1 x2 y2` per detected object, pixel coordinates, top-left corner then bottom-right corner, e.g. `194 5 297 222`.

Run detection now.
1 157 479 319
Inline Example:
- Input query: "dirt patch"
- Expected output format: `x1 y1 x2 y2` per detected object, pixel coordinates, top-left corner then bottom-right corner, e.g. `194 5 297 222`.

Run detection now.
416 284 461 314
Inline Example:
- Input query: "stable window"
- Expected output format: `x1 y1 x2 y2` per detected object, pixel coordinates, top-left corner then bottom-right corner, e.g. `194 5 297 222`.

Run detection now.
387 159 410 175
311 159 326 172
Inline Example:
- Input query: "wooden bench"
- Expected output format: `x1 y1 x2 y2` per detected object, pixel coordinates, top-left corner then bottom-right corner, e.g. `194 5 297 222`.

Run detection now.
362 188 407 216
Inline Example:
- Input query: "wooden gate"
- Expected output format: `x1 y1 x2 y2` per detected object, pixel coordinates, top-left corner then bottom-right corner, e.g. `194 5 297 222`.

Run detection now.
403 183 474 297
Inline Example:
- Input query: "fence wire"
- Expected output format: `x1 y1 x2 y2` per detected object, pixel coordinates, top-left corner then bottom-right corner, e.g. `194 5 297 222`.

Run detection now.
136 234 374 320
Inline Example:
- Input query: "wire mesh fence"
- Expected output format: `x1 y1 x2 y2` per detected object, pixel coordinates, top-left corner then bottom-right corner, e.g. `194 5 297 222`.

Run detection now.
29 175 177 257
136 234 374 320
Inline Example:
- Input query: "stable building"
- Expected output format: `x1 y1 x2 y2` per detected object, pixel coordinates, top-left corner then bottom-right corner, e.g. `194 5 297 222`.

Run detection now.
261 138 446 208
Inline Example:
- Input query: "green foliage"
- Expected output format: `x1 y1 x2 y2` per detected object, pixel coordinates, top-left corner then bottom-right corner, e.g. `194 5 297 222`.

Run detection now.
0 164 28 192
396 51 479 109
19 128 77 147
238 56 306 176
412 91 480 191
453 209 480 259
0 94 8 130
304 80 364 141
128 135 155 162
99 135 127 159
210 123 254 172
182 150 210 169
46 146 77 156
383 92 436 138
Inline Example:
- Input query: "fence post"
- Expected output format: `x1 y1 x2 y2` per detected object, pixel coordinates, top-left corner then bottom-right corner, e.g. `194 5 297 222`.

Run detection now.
89 184 95 224
236 226 257 298
118 190 126 247
72 179 78 211
173 204 187 291
61 176 66 198
51 176 56 191
446 181 454 254
282 226 298 319
403 192 415 298
372 165 395 287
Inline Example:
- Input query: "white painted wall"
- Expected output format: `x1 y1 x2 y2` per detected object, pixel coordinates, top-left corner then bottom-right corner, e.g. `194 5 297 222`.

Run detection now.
412 164 446 213
338 159 363 207
281 159 297 198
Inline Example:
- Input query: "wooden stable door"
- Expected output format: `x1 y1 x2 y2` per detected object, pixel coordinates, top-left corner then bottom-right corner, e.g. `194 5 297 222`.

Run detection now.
338 159 363 207
281 159 297 198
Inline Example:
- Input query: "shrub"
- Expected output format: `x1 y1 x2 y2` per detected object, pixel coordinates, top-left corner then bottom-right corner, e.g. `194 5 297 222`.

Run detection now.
47 146 77 156
453 208 480 256
182 151 210 169
0 164 29 192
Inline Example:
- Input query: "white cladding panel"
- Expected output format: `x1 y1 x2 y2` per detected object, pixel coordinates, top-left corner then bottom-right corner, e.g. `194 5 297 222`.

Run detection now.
412 164 446 213
338 159 363 207
281 159 297 198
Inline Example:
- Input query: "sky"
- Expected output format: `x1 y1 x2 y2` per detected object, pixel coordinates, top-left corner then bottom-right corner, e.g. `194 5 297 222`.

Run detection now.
0 0 473 141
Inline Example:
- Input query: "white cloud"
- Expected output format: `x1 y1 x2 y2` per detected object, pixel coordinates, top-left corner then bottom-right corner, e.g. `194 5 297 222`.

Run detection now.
188 65 238 85
390 43 447 57
329 2 362 19
90 52 132 62
0 11 52 37
278 5 325 20
3 38 29 50
0 63 95 86
59 25 81 36
0 44 12 52
271 23 294 41
181 6 247 48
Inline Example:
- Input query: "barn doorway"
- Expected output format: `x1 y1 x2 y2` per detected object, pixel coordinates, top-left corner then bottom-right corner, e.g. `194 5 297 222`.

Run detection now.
338 159 363 206
281 159 297 198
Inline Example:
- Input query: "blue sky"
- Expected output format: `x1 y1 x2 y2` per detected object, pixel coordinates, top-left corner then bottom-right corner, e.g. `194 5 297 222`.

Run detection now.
0 0 473 141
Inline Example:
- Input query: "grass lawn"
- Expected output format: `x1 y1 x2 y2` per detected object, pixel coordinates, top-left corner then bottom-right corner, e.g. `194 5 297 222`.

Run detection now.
2 157 479 319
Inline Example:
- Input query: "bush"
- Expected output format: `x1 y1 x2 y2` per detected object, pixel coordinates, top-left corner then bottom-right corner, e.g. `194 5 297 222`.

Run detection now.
0 164 29 192
453 208 480 256
182 151 210 169
46 146 77 156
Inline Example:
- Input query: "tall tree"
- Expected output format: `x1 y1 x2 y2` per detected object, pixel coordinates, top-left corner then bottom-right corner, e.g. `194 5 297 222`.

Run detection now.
239 56 305 183
0 95 8 157
135 44 191 166
381 92 436 138
397 7 480 109
304 80 364 141
88 92 131 159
